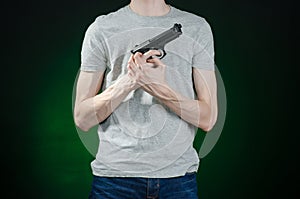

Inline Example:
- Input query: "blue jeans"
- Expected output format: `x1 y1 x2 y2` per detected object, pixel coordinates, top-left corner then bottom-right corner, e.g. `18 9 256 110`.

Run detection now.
88 172 198 199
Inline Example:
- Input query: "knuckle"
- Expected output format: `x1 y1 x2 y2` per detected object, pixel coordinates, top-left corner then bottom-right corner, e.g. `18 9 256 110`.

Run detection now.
133 54 139 59
134 52 142 57
128 59 133 65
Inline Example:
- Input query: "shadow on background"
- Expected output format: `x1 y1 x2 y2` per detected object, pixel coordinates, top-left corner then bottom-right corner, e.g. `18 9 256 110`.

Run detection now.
2 0 297 198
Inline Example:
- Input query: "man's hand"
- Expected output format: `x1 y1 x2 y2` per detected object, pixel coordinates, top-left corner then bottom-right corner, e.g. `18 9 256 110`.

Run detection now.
126 50 217 131
127 50 167 93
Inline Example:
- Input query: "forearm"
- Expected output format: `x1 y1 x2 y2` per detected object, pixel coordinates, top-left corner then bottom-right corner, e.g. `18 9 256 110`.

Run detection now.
75 75 136 131
145 84 212 131
126 52 217 131
94 75 136 122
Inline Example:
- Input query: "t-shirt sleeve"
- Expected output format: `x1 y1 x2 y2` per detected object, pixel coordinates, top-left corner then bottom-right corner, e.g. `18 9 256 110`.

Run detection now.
192 19 215 71
80 20 107 72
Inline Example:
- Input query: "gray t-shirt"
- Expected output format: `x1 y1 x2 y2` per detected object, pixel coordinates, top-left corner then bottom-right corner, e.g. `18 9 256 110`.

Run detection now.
80 5 215 178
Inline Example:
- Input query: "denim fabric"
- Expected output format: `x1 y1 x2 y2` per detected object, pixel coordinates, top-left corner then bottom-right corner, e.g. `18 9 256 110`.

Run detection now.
88 173 198 199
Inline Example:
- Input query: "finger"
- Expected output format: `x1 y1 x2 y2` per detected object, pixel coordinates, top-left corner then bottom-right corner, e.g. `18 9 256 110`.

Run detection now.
133 52 143 61
128 55 139 72
127 55 134 66
143 50 162 60
127 64 134 71
128 70 134 77
133 52 146 65
147 57 166 67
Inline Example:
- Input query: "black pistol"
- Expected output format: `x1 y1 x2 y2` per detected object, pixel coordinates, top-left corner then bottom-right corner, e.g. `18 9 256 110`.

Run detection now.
131 23 182 59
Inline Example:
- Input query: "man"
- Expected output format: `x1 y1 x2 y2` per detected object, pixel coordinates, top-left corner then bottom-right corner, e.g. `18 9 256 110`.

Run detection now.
74 0 218 198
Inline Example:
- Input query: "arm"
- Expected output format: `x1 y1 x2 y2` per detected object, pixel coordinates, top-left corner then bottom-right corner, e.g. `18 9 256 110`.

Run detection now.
127 51 218 132
74 70 137 132
145 69 217 132
191 68 218 131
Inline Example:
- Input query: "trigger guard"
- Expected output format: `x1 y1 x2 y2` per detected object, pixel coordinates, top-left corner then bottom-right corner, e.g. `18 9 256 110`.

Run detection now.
155 49 166 59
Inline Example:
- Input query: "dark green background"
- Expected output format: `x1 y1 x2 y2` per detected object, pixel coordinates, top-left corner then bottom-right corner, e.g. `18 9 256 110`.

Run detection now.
3 0 297 198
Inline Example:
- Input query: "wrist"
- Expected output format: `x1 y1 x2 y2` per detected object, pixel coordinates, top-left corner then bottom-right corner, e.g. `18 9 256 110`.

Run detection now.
143 82 176 101
117 74 140 92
